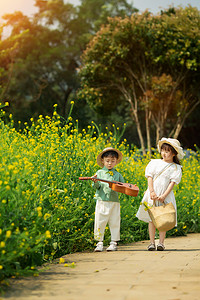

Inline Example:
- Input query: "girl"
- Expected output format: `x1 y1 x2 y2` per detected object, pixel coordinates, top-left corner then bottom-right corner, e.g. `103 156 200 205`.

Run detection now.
136 138 184 251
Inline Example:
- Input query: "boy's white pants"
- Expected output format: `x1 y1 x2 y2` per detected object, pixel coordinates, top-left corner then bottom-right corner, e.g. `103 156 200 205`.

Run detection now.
94 200 120 242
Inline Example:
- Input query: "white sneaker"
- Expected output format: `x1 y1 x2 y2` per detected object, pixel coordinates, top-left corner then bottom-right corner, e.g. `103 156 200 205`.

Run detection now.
106 241 117 251
94 242 103 252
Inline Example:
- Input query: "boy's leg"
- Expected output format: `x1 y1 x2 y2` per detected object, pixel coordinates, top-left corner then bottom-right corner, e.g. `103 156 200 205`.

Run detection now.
94 200 109 242
108 202 120 242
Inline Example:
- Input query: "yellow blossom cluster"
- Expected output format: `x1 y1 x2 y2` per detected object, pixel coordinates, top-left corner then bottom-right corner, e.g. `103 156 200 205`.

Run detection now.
0 107 199 283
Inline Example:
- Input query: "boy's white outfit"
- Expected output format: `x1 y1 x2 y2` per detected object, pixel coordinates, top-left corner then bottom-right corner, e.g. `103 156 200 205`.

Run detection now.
94 200 120 242
93 166 124 248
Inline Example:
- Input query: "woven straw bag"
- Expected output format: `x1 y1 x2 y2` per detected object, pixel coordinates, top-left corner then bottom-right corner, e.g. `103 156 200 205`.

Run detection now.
148 202 176 231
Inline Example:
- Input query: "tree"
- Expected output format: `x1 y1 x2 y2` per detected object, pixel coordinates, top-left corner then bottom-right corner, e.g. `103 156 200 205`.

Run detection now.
0 0 137 123
78 6 200 153
146 6 200 142
143 74 187 144
0 2 79 121
76 0 137 34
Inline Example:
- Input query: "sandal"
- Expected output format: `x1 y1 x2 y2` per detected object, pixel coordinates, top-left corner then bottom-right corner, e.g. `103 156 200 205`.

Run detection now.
147 243 156 251
157 243 165 251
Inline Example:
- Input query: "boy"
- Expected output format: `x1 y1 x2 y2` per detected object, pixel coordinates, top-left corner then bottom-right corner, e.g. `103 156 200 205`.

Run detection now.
92 147 124 252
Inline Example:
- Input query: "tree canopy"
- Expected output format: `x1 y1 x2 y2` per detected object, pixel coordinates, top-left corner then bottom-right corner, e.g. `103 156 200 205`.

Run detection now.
0 0 137 122
78 6 200 152
0 2 200 149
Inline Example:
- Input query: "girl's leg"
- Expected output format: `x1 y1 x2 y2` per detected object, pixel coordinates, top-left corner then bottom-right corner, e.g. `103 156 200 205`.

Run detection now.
159 231 166 244
148 222 156 244
157 231 166 251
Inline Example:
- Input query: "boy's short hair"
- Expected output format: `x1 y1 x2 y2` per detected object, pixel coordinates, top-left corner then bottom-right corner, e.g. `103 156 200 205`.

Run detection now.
101 150 118 159
97 147 123 167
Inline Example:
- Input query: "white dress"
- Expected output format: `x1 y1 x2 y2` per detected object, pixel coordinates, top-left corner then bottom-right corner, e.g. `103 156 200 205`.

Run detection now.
136 159 182 225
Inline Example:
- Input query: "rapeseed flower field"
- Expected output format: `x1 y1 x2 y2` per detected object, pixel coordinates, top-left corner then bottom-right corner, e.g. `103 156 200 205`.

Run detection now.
0 104 199 285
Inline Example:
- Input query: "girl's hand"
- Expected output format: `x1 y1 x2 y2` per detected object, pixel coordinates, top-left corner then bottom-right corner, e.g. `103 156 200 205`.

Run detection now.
157 195 165 203
91 175 98 183
157 182 175 203
150 191 158 201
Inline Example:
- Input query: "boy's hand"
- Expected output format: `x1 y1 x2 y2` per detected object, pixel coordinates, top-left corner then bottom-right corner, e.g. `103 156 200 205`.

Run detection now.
91 175 98 183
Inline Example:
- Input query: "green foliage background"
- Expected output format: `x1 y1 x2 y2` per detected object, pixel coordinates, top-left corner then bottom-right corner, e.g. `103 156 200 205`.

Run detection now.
0 104 199 285
0 2 200 150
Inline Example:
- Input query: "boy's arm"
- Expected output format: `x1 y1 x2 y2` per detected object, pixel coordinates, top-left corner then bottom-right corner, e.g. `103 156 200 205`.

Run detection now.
119 173 125 183
91 174 101 189
92 181 101 189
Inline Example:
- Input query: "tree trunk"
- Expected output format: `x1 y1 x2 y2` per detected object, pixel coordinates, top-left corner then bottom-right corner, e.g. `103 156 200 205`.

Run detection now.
173 123 182 139
156 126 161 145
63 87 73 117
127 96 146 155
119 82 146 155
170 99 200 138
146 109 151 156
131 110 146 155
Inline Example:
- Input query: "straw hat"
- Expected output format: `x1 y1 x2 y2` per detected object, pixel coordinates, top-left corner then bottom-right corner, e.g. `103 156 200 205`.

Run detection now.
157 137 185 160
97 147 123 167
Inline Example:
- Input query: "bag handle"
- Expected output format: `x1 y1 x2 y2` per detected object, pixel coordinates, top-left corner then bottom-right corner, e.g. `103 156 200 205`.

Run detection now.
152 199 167 207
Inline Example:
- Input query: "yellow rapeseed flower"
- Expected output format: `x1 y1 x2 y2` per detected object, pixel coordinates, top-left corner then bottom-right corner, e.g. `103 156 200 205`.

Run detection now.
45 231 51 239
59 257 65 264
64 263 69 267
6 230 12 238
0 241 5 248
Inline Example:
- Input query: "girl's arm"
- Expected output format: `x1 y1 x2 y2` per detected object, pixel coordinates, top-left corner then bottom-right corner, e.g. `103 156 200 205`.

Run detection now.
157 181 175 202
147 176 158 200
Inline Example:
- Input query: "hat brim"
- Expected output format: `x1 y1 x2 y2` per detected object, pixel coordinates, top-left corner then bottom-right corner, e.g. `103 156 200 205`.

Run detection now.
97 147 123 167
158 139 185 160
158 140 179 153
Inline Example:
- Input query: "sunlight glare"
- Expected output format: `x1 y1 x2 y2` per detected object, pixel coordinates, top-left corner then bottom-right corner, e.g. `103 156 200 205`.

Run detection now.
0 0 36 18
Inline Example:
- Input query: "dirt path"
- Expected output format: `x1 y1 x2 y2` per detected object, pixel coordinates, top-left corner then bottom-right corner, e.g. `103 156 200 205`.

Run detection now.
2 233 200 300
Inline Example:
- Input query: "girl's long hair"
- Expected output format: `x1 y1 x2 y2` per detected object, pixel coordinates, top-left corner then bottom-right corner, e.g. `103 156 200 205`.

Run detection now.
161 143 181 165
